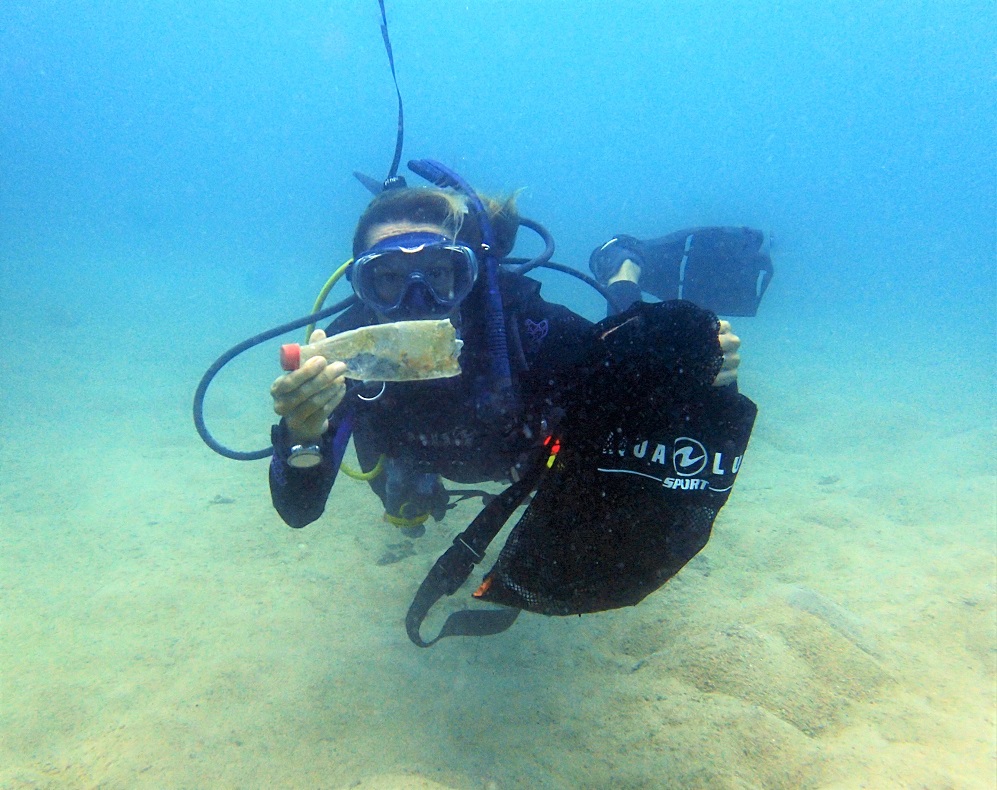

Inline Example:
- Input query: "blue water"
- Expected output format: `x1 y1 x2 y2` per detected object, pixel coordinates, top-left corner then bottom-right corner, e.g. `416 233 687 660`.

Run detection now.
2 2 994 787
4 1 993 319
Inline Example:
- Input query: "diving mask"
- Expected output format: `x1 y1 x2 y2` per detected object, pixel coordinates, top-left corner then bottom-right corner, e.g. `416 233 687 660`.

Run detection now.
350 232 478 319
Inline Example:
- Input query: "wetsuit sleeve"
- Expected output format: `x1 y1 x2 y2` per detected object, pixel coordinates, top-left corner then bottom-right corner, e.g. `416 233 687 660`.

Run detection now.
268 306 372 528
269 416 347 528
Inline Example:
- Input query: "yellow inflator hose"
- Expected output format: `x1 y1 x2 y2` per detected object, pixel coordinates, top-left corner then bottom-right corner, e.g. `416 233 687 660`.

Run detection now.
306 259 386 482
304 259 353 341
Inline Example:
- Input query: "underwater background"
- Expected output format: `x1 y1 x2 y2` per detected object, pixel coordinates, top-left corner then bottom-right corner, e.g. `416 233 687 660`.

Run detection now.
2 1 994 788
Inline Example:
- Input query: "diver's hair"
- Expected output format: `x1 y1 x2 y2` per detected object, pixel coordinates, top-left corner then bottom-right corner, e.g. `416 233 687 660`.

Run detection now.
352 186 520 259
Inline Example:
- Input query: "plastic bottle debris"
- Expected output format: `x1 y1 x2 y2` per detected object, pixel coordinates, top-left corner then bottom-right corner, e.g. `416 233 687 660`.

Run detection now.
280 319 463 382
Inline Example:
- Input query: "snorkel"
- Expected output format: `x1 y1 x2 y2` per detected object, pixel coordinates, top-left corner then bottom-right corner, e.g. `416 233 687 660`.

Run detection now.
406 158 517 421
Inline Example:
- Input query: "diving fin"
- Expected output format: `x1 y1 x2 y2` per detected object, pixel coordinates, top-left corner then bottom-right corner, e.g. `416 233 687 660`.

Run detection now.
353 170 385 195
590 226 774 317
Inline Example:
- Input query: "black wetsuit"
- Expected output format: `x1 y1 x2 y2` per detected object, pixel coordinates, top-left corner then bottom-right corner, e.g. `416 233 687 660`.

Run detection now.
269 273 634 528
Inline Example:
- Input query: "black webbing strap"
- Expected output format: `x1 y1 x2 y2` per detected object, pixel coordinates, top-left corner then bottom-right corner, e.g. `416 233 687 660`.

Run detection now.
405 466 542 647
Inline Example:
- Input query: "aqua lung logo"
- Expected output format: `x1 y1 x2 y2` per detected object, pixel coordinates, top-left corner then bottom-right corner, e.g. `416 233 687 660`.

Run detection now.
672 437 707 476
600 432 743 493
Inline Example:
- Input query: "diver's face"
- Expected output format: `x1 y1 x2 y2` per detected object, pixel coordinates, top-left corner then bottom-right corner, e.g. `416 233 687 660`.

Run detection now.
367 253 457 307
364 221 458 321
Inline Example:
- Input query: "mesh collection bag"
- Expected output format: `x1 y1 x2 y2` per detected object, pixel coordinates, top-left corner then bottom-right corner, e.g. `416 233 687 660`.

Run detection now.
407 300 757 645
475 300 757 614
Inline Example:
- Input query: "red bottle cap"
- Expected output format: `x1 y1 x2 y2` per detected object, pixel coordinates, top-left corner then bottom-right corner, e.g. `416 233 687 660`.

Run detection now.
279 344 301 370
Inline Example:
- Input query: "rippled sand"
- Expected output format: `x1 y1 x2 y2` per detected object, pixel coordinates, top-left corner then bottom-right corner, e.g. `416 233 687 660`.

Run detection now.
2 284 993 789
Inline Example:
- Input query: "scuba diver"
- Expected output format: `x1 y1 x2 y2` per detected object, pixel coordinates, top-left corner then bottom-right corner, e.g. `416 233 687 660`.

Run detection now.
267 184 744 536
188 1 766 644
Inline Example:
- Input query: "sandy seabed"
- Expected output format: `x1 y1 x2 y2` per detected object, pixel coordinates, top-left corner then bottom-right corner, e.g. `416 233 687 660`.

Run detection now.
1 281 994 790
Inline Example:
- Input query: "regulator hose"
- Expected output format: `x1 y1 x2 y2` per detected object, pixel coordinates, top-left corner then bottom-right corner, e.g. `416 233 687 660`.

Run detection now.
192 296 356 460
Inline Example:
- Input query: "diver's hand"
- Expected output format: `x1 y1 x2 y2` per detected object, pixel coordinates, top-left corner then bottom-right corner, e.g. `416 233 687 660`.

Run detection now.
270 329 347 440
713 320 740 387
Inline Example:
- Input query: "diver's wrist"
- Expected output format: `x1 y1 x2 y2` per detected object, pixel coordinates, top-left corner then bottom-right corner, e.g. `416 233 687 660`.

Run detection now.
278 419 324 449
287 428 324 444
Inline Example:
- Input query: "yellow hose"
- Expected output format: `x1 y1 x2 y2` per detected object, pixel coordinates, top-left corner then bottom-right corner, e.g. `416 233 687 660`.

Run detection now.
305 260 383 484
304 259 353 342
339 454 385 481
383 509 430 528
